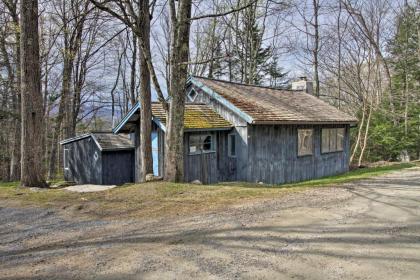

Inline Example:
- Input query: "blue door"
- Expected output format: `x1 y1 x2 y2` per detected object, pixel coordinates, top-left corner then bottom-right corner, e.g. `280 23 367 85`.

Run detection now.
152 131 159 176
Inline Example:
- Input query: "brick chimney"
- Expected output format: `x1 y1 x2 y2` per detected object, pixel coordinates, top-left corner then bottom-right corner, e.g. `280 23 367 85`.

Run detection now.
291 77 313 95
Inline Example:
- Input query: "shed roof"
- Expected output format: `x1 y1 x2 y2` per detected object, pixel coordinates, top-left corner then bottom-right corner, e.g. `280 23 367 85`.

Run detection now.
60 132 134 151
191 77 357 124
113 102 233 133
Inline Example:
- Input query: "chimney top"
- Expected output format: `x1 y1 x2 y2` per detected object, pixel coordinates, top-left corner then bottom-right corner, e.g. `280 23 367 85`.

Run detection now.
291 77 313 95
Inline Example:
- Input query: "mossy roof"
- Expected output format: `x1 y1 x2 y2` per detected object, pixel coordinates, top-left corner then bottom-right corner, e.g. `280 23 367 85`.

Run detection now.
151 103 232 130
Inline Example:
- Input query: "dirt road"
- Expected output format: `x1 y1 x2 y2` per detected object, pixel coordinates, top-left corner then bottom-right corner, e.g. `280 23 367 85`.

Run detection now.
1 168 420 280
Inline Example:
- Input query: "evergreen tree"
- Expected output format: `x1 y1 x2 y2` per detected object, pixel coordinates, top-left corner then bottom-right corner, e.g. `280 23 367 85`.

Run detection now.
365 2 420 161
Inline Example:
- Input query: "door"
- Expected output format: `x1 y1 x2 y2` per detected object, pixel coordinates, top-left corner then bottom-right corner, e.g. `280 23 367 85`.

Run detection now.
152 131 159 176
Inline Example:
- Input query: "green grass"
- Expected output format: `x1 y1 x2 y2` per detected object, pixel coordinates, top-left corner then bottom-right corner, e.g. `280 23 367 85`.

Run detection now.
0 181 19 188
283 162 416 187
221 162 417 189
0 162 416 219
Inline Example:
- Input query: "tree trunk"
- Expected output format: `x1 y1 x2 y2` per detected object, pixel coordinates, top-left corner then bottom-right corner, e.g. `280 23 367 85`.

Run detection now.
313 0 320 97
20 0 47 187
358 102 373 166
138 0 153 181
350 101 366 163
48 54 71 179
130 33 137 106
61 50 73 139
2 0 21 182
10 117 21 180
164 0 192 182
337 0 342 108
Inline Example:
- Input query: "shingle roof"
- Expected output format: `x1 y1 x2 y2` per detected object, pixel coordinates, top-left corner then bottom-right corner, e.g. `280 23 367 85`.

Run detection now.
113 102 233 133
60 132 134 151
192 77 357 124
92 133 134 151
151 103 232 130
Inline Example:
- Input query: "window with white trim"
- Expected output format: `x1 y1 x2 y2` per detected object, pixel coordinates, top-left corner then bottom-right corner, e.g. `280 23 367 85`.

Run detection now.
228 134 236 157
298 129 313 156
64 148 70 170
189 134 214 154
187 89 198 102
322 128 345 153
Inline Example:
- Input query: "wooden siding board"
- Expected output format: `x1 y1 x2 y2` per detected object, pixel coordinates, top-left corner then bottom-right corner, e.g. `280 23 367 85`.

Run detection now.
183 131 236 184
133 125 141 182
247 124 350 184
63 137 102 184
102 150 134 185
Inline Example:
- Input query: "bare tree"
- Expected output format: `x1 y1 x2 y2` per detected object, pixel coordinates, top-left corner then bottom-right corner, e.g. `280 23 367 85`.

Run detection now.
2 0 21 180
341 0 396 122
48 0 91 178
89 0 158 182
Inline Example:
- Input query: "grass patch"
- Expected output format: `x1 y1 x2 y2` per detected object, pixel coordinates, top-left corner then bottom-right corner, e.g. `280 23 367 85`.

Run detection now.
0 162 416 219
224 162 416 189
283 162 415 187
0 181 19 189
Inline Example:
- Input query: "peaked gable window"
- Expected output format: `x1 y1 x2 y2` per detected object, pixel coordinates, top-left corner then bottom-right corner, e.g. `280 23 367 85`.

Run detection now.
187 89 198 102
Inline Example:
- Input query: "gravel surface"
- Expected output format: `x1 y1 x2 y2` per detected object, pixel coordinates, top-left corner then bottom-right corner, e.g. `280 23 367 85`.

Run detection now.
1 168 420 280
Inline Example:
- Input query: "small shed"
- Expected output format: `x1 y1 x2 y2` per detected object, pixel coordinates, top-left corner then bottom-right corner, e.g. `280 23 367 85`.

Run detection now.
60 132 135 185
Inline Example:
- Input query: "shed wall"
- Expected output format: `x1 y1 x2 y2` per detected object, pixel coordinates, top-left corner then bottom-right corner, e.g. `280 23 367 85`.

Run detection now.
102 150 134 185
63 137 102 184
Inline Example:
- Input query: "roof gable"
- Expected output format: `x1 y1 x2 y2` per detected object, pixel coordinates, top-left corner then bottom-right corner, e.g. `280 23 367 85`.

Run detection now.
190 76 357 124
60 133 134 151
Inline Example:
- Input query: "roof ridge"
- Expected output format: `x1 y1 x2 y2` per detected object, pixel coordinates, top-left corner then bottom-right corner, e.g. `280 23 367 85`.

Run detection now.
152 101 208 106
192 76 298 92
91 131 113 134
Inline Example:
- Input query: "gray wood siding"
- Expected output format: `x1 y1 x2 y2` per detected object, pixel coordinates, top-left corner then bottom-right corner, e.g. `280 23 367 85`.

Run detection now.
102 150 134 185
133 125 141 182
63 137 102 184
187 84 249 181
183 131 236 184
215 132 237 182
247 124 350 184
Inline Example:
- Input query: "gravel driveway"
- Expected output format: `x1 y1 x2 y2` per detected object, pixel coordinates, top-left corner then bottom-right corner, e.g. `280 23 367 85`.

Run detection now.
1 168 420 280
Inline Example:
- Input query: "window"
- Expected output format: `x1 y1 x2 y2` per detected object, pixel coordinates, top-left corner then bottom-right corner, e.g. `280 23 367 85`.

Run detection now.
298 129 313 156
189 134 214 154
322 128 345 153
228 134 236 157
64 148 70 170
93 151 99 161
187 89 198 102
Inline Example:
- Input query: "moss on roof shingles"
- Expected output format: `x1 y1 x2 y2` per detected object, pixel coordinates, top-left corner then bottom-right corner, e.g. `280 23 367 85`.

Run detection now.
152 103 232 130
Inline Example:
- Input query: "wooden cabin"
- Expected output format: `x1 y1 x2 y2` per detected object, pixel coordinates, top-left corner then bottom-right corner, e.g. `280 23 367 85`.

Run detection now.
112 77 357 184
